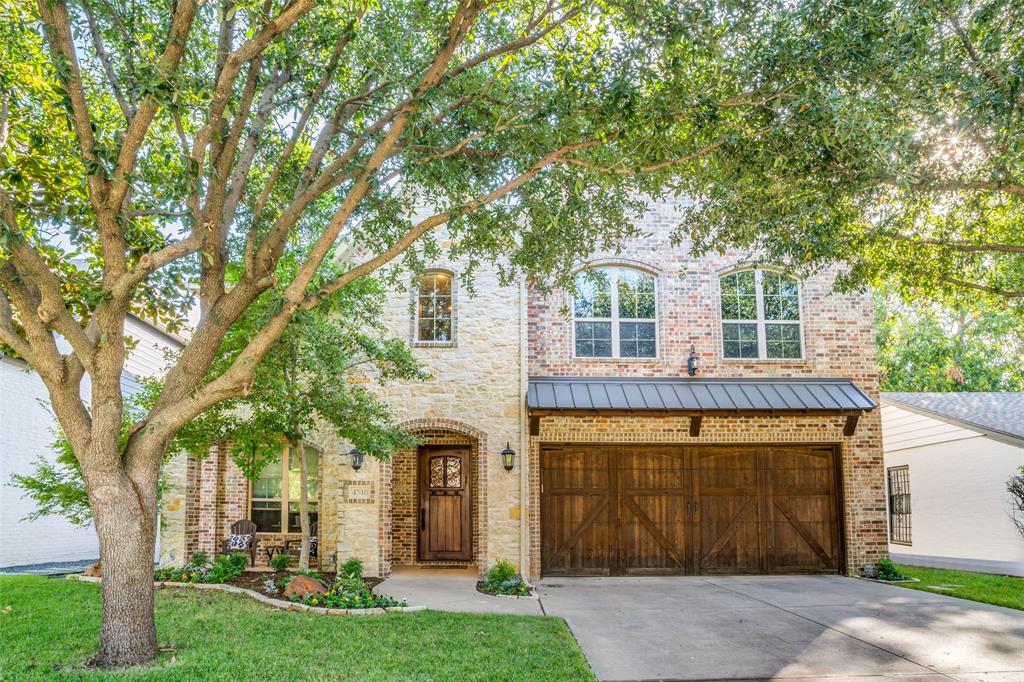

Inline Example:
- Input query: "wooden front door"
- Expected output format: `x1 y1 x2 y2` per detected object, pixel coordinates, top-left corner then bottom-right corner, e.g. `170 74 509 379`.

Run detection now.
418 446 472 562
541 444 842 576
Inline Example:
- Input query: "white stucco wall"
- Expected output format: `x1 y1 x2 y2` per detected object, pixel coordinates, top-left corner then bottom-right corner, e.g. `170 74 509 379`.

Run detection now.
882 403 1024 576
1 317 183 569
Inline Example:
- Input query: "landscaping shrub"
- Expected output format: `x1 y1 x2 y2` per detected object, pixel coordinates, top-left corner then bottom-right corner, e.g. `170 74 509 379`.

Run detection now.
876 557 908 581
269 553 293 572
340 557 363 579
154 552 247 584
480 559 531 596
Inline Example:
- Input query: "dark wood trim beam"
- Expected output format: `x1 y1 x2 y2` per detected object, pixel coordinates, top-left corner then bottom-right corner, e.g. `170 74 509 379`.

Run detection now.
529 415 540 437
843 415 859 437
689 415 702 437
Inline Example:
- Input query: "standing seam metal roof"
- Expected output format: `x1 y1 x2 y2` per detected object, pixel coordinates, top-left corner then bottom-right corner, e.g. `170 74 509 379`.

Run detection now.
527 377 876 412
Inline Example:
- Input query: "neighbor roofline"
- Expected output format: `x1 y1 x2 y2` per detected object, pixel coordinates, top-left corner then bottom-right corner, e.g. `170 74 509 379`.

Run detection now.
881 395 1024 449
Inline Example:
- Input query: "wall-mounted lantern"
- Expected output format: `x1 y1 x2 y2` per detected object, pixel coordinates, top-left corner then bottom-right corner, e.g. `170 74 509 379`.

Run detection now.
348 447 364 471
501 442 516 472
687 344 700 377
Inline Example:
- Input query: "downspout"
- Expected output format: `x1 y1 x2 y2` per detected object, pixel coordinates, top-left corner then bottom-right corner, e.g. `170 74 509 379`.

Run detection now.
518 275 530 581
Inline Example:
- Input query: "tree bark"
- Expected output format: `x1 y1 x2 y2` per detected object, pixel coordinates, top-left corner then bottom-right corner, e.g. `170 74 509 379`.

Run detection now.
296 439 311 571
86 464 158 667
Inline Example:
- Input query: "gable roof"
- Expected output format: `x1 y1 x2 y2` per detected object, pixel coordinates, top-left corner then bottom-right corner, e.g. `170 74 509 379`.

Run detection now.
882 392 1024 447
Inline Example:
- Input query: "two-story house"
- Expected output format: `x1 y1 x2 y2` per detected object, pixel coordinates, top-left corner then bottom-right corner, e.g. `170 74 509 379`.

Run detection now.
160 198 887 579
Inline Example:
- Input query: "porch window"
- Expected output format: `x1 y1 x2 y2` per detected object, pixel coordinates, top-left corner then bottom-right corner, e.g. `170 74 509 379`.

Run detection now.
574 267 657 358
250 445 320 533
415 271 453 342
720 269 802 359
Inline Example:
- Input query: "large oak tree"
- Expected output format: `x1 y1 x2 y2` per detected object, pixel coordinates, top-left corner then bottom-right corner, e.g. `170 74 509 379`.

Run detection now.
1 0 813 666
678 0 1024 312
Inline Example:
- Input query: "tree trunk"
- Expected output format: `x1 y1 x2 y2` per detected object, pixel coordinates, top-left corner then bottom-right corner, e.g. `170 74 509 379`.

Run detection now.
296 440 311 571
87 469 158 667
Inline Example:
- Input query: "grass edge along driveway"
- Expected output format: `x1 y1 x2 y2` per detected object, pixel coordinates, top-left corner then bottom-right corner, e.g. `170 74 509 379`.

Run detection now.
0 576 594 681
892 563 1024 611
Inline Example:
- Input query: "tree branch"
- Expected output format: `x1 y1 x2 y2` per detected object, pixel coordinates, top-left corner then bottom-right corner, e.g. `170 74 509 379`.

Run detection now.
941 276 1024 298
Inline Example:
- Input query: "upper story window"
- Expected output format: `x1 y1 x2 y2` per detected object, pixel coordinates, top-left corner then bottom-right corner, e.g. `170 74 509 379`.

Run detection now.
574 267 657 358
415 271 453 343
720 269 802 359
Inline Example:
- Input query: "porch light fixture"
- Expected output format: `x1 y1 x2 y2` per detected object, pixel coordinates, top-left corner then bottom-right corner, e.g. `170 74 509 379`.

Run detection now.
687 344 699 377
501 442 516 472
348 447 364 471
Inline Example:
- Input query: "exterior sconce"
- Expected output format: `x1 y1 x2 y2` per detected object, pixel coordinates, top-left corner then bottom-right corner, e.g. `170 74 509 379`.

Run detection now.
687 344 699 377
501 442 516 472
348 447 364 471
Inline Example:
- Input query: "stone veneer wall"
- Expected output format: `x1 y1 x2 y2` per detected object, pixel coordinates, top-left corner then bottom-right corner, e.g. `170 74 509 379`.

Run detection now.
340 235 527 578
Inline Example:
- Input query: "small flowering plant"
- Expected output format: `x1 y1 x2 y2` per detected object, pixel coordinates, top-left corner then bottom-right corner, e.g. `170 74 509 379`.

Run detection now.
288 568 405 609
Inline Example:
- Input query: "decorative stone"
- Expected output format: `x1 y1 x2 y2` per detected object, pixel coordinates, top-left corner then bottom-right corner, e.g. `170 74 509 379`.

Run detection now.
83 562 102 577
283 575 326 598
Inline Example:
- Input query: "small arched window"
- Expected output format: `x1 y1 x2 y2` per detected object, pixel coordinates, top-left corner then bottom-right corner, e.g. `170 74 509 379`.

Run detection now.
719 269 801 359
415 271 453 343
574 267 657 358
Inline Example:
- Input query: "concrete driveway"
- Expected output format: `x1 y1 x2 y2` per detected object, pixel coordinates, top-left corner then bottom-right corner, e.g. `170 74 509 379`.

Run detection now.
536 575 1024 681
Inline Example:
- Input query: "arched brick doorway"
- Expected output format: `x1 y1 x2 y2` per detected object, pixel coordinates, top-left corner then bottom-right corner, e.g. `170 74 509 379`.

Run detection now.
379 419 488 576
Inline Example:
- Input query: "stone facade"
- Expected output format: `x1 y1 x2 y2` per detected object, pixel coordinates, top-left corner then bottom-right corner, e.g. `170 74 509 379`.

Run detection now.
162 197 887 580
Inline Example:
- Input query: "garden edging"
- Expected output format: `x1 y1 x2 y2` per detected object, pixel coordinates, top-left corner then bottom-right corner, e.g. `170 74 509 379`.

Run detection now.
68 574 426 615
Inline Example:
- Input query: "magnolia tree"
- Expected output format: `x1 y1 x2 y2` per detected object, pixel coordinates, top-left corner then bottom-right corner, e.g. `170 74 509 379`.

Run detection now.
0 0 857 667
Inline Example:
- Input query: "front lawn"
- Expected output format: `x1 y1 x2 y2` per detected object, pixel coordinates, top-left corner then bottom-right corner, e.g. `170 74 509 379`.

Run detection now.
0 576 593 681
891 564 1024 611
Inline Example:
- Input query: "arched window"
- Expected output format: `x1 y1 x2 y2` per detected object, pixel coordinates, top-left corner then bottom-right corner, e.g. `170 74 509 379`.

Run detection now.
574 267 657 358
719 269 802 359
415 271 453 343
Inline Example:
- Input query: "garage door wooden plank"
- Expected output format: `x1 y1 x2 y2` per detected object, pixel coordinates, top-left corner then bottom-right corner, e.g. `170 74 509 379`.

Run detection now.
622 495 686 570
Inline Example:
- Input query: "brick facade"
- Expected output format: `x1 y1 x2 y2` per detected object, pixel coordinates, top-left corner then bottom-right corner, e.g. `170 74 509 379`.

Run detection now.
163 197 887 580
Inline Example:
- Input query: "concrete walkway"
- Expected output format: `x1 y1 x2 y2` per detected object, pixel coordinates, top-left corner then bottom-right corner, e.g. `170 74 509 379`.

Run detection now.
536 575 1024 681
374 566 543 615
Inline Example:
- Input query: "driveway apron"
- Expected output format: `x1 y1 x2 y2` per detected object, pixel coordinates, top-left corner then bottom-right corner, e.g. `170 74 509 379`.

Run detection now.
535 575 1024 681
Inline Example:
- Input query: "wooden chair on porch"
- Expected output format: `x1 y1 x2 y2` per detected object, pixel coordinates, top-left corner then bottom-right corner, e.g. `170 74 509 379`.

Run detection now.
220 519 258 567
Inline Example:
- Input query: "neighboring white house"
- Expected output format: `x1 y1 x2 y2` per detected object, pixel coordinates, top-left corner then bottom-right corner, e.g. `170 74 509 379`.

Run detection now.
882 392 1024 577
0 316 184 572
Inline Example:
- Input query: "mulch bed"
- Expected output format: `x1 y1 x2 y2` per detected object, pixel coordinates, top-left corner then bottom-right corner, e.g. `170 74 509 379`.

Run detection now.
226 572 384 598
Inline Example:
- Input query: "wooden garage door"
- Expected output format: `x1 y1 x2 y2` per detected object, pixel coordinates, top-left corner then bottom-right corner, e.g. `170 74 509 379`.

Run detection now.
541 444 841 576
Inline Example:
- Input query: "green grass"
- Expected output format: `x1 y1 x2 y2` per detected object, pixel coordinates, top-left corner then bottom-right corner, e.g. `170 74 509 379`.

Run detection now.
0 576 594 681
891 563 1024 611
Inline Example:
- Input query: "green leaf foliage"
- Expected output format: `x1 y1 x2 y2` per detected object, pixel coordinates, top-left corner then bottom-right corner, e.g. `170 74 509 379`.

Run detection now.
875 292 1024 392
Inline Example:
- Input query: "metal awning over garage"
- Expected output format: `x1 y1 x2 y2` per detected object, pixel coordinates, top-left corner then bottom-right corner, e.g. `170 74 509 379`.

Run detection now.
527 376 876 435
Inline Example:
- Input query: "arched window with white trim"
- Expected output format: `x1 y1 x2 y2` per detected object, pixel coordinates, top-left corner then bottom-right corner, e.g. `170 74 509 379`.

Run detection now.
574 267 657 358
719 269 802 359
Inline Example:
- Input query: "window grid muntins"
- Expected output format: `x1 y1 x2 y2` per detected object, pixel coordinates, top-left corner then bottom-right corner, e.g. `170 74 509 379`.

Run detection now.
250 446 320 534
721 269 802 360
415 272 453 343
574 267 657 359
887 465 911 545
